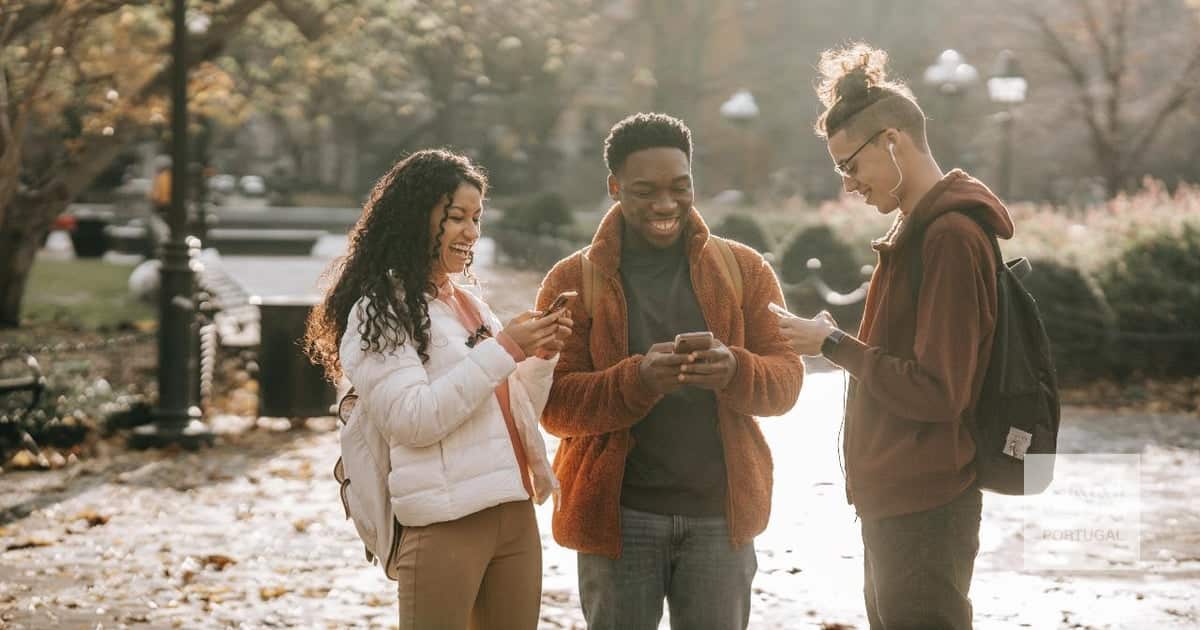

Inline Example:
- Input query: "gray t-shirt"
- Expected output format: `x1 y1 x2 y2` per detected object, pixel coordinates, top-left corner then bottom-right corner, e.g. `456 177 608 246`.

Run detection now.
619 238 727 516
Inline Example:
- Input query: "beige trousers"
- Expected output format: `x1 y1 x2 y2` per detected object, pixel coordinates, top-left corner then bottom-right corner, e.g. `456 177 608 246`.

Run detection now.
395 500 542 630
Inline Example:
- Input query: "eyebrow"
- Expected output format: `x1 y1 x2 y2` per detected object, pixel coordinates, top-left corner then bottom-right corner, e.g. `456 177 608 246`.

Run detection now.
630 176 692 187
447 204 482 214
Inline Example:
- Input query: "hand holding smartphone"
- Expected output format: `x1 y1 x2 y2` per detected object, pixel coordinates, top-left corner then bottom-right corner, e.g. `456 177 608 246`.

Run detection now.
673 331 714 354
541 290 578 318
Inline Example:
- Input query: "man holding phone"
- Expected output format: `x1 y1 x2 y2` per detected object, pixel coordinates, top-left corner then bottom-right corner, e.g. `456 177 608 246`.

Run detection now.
535 113 803 630
775 45 1015 629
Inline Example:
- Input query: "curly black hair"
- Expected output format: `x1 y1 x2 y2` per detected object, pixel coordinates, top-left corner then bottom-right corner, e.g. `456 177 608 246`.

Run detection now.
603 112 693 176
304 149 487 380
814 43 928 151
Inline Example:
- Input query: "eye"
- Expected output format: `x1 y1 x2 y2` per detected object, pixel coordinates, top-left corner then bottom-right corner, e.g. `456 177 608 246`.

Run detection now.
635 190 653 199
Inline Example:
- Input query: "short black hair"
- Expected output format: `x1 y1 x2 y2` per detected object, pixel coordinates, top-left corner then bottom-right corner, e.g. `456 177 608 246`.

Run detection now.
603 112 693 175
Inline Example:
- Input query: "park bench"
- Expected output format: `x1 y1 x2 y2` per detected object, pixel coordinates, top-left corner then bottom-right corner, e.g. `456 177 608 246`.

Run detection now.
205 228 324 256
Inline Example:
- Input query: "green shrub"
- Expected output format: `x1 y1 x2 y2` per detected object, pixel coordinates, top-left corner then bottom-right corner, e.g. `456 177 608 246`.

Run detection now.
498 191 574 236
713 213 771 253
779 225 867 328
491 192 580 270
1097 225 1200 378
1021 258 1116 384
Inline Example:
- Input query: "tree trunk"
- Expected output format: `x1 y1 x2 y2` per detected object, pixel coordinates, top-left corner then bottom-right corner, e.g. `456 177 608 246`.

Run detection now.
0 0 317 328
0 196 56 328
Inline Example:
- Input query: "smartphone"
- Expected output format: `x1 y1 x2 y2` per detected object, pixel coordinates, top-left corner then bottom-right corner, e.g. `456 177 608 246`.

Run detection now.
674 331 714 354
542 290 577 318
768 303 791 318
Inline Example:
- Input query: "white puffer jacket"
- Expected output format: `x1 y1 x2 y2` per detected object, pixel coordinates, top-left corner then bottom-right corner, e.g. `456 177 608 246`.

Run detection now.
340 286 558 527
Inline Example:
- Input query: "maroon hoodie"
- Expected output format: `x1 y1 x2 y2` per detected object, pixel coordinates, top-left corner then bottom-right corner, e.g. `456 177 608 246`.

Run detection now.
825 170 1015 520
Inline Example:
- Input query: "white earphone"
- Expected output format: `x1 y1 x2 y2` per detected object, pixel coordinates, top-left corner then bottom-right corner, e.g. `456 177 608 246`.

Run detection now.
887 141 903 202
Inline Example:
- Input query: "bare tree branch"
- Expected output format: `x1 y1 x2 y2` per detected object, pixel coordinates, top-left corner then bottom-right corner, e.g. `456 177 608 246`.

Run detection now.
1027 6 1114 163
1076 0 1112 78
1127 44 1200 166
0 0 150 47
270 0 328 41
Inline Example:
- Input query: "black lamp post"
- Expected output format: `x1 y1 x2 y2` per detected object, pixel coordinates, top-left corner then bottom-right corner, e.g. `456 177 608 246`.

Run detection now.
923 49 978 169
987 50 1027 200
719 89 760 199
130 0 212 449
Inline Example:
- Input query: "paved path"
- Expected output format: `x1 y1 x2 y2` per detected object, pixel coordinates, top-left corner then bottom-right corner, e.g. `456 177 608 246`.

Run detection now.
6 245 1199 628
2 369 1198 629
210 236 498 300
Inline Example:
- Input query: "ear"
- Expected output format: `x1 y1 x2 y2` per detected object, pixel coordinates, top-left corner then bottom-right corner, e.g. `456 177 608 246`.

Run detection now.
884 129 901 151
607 174 620 200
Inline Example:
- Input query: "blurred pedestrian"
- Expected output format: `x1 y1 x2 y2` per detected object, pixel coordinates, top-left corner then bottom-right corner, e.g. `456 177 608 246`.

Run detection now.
150 155 172 218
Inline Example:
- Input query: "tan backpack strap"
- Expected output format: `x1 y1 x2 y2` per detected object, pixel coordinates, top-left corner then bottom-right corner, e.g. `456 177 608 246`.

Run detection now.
580 248 599 319
712 237 743 308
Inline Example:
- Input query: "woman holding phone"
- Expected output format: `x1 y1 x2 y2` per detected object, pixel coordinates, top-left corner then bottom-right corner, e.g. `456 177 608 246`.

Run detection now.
304 149 571 629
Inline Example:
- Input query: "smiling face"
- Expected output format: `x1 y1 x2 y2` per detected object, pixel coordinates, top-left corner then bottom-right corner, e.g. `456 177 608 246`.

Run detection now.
609 146 694 249
429 182 484 278
828 128 902 214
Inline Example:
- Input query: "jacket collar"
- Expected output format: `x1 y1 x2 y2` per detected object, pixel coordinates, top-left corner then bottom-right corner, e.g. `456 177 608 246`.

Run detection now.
584 203 712 276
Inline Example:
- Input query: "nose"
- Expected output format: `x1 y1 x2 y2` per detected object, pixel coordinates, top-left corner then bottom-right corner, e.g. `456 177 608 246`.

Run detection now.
464 220 480 240
651 191 676 212
842 174 859 194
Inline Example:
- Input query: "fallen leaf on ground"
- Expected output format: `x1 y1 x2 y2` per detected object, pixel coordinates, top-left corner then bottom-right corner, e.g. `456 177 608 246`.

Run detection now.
5 536 57 551
177 557 202 585
72 510 111 528
270 460 313 480
202 554 237 571
259 586 289 601
8 450 48 470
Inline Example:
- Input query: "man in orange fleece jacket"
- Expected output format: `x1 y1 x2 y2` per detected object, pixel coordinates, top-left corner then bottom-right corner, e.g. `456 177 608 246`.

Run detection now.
778 45 1015 630
536 113 803 630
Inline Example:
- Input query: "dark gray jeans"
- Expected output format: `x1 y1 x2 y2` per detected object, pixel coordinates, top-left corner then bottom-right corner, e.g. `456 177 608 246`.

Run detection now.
861 487 983 630
577 506 757 630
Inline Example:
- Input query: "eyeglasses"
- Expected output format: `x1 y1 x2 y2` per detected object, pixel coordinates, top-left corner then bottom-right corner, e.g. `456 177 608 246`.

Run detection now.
465 325 493 348
834 129 886 178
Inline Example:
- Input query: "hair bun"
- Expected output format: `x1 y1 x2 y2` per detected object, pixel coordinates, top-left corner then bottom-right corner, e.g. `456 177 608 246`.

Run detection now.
816 43 891 109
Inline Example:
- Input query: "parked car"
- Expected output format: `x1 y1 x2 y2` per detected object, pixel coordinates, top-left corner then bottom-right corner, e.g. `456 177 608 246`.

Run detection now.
239 175 267 197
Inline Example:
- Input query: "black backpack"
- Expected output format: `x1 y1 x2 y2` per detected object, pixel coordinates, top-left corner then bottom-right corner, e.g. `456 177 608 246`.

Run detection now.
909 212 1060 495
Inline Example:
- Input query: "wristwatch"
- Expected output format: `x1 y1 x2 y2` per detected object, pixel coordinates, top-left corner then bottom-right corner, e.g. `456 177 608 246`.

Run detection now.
821 328 847 357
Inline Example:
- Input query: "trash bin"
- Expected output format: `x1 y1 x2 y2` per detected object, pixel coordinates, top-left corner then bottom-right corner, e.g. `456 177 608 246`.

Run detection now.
253 295 335 418
69 207 116 258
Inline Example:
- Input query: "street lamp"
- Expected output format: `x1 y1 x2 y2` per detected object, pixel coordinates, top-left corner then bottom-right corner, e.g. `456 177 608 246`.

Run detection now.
987 49 1027 200
923 49 978 168
719 89 760 199
130 0 212 449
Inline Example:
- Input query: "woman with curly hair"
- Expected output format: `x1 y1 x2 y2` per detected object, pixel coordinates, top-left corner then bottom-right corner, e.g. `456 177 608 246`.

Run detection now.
305 148 571 629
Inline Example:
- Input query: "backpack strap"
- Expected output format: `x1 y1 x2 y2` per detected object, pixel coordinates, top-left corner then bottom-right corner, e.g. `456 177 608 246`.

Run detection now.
580 247 603 319
710 237 743 309
908 211 1002 305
